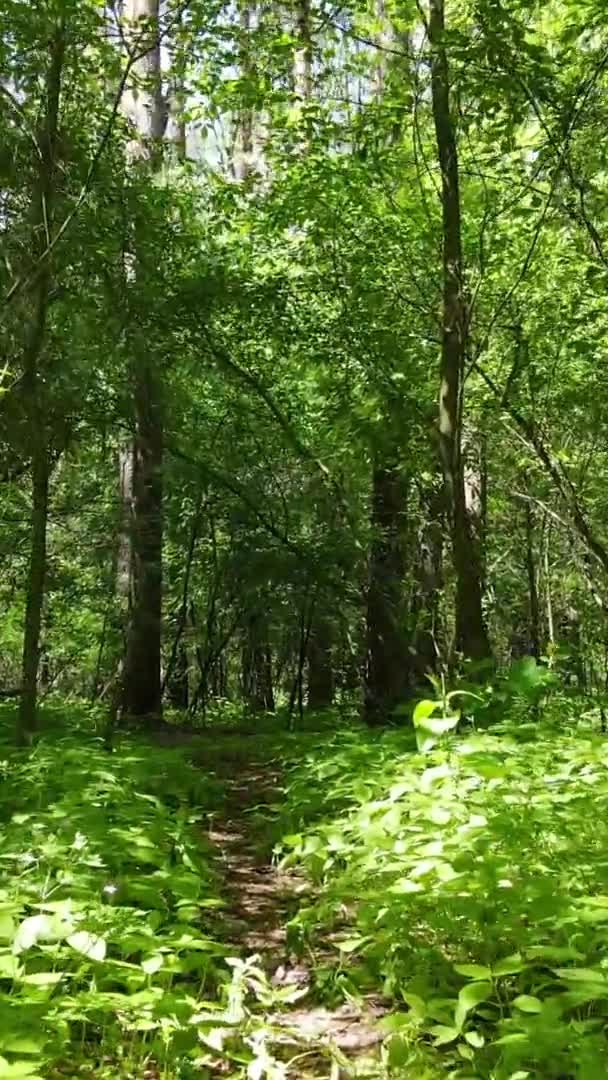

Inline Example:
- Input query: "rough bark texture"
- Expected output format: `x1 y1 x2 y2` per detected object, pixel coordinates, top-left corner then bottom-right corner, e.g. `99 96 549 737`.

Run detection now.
17 26 65 744
122 362 163 718
119 0 165 723
428 0 490 663
364 463 409 725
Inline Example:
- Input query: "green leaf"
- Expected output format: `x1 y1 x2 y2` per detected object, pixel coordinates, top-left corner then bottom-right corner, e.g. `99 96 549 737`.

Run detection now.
0 953 20 978
141 955 163 975
0 1038 43 1056
0 915 15 943
454 964 492 980
336 935 368 954
455 982 492 1029
512 994 543 1013
0 1060 45 1079
465 1030 485 1047
553 967 607 983
413 699 440 724
493 953 524 976
20 973 62 986
13 916 53 954
418 714 460 736
67 931 106 962
429 1024 460 1045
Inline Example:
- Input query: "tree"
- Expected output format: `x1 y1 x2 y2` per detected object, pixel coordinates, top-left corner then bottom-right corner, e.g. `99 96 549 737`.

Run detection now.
118 0 165 723
427 0 491 664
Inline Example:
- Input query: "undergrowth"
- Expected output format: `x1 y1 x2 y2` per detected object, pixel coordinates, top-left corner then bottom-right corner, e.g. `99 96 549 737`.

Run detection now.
0 706 298 1080
271 707 608 1079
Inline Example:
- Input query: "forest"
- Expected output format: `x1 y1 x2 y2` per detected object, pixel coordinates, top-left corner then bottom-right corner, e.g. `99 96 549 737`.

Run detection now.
2 0 608 1076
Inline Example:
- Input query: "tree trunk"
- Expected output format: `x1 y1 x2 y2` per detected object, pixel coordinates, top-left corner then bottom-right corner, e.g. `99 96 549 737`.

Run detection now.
428 0 490 663
119 0 165 724
411 479 444 682
121 366 163 719
524 495 541 658
243 613 274 712
364 462 409 725
235 2 255 180
307 613 334 709
17 25 65 744
167 644 189 708
18 448 50 743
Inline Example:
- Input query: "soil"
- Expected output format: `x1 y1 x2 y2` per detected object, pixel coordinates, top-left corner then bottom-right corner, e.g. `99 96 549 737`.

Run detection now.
205 757 387 1078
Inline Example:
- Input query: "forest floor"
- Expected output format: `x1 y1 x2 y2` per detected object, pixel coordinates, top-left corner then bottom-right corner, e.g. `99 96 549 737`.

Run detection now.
201 739 387 1077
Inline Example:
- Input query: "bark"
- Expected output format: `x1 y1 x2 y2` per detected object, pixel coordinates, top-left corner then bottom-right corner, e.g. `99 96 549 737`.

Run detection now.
17 25 65 744
524 495 541 659
167 9 187 161
121 363 163 719
119 0 165 723
235 2 255 180
162 491 204 698
307 612 334 709
294 0 313 101
242 612 274 712
18 449 50 743
543 517 555 655
364 462 409 725
428 0 490 663
167 644 189 708
411 479 444 681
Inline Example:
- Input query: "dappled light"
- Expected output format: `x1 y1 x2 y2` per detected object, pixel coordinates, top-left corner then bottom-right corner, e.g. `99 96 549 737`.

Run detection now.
3 0 608 1075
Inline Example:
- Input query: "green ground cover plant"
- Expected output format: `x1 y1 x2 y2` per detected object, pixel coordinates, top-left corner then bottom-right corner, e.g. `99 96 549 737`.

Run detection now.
0 707 246 1079
275 710 608 1078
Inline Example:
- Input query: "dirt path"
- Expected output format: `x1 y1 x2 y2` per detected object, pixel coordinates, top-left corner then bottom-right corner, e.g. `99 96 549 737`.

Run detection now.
206 757 386 1078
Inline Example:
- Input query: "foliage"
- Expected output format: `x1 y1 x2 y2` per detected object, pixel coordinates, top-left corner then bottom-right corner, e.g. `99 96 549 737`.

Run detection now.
0 706 303 1079
275 706 608 1077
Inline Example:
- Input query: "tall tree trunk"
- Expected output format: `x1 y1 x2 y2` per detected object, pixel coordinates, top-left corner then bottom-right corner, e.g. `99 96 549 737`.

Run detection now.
294 0 313 100
120 0 165 723
17 25 65 744
18 449 50 743
428 0 490 663
543 516 555 659
364 462 409 725
243 612 274 712
523 493 541 658
411 479 444 682
307 612 334 709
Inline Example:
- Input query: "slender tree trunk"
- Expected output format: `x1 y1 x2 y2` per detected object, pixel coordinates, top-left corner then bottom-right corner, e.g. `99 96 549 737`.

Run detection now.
411 479 444 681
18 449 50 743
294 0 313 100
120 0 165 723
523 495 541 658
243 612 274 712
543 516 555 662
167 644 189 708
162 490 204 697
428 0 490 663
17 25 65 744
235 2 255 180
364 462 409 725
307 612 334 709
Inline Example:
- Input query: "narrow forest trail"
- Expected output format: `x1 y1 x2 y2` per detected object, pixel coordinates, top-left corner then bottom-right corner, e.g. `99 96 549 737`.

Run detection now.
200 745 387 1078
